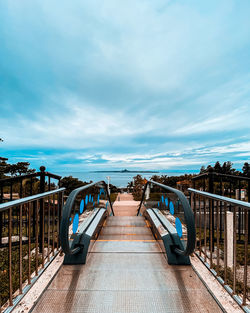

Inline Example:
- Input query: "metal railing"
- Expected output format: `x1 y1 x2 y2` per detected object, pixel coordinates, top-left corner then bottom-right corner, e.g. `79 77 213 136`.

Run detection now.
192 169 250 243
0 166 61 202
60 181 114 257
0 187 65 312
137 180 195 257
0 166 61 248
189 188 249 310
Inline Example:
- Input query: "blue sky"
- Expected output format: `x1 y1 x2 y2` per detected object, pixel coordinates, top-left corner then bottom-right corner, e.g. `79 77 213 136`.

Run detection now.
1 0 250 172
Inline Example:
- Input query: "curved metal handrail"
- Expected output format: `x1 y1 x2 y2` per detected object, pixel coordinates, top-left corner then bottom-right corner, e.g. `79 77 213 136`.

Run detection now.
137 180 195 256
60 180 114 256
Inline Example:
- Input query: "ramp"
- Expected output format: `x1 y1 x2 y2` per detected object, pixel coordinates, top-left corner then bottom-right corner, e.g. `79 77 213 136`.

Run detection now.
31 215 222 313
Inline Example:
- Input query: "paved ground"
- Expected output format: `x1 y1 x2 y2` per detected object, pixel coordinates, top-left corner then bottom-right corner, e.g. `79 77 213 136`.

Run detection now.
31 194 222 313
113 193 141 216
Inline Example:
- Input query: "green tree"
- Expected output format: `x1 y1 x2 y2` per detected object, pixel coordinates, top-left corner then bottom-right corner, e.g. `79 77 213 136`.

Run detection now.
200 165 206 174
0 157 9 179
214 161 222 173
8 162 36 176
132 174 144 200
0 139 35 178
222 161 234 174
242 162 250 177
60 176 86 195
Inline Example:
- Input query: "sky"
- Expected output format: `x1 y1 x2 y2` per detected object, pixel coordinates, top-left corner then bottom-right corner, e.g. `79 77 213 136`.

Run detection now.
0 0 250 172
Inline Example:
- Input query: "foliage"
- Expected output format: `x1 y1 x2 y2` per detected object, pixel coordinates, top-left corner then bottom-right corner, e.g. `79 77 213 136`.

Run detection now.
199 161 250 177
0 158 9 179
109 184 119 194
60 176 117 198
0 244 42 306
200 161 235 174
0 139 35 179
127 181 133 192
242 162 250 177
0 159 35 179
130 173 195 199
132 174 144 200
214 161 222 173
149 174 194 189
60 176 87 195
8 162 36 176
109 193 118 203
210 263 250 297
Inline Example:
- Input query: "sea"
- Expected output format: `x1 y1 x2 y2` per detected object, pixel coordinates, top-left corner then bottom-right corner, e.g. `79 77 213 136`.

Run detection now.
58 171 198 188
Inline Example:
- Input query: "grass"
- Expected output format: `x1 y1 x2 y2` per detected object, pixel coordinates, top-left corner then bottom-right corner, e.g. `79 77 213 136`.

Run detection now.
195 229 250 266
195 229 249 298
210 263 250 298
0 243 42 306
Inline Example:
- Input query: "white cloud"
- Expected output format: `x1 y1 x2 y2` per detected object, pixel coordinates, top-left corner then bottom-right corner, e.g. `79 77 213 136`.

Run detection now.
1 1 250 170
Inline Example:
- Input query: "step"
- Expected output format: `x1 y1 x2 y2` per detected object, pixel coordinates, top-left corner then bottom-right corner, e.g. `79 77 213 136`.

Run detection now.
91 240 162 253
104 216 147 227
100 216 153 241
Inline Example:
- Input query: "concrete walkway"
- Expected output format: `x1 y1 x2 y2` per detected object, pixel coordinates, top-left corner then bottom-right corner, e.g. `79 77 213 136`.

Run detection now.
30 194 222 313
31 213 222 313
113 193 141 216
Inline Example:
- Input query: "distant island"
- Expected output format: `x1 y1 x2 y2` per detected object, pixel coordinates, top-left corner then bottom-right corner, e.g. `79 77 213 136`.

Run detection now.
91 169 159 173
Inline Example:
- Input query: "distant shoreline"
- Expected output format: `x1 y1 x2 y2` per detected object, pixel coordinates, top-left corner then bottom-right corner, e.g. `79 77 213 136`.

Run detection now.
56 170 198 187
90 170 159 173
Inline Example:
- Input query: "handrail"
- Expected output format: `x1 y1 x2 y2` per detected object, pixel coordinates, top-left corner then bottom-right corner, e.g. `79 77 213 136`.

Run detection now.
188 188 250 210
188 188 250 308
192 171 250 181
0 171 62 185
0 188 65 212
60 180 114 256
0 187 65 310
137 180 195 256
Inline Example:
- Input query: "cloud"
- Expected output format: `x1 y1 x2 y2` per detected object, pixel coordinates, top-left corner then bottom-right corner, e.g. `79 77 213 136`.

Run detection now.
0 1 250 171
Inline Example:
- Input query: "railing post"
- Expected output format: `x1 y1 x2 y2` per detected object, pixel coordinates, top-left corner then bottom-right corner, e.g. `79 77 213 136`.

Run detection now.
39 166 46 252
248 180 250 243
0 186 2 246
238 179 242 242
226 211 234 268
208 168 214 193
192 179 195 190
208 168 215 250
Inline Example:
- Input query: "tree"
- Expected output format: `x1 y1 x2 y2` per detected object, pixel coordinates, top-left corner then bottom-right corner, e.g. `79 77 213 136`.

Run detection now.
200 166 206 174
109 183 119 194
60 176 86 195
132 174 144 200
0 160 36 178
222 161 234 174
0 157 9 179
0 139 36 178
214 161 222 173
242 162 250 177
8 162 36 176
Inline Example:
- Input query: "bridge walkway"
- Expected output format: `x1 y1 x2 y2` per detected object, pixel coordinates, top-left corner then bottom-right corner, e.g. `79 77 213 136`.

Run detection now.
31 194 222 313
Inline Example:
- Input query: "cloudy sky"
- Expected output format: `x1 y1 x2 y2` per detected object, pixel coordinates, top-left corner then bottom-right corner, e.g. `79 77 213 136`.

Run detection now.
1 0 250 172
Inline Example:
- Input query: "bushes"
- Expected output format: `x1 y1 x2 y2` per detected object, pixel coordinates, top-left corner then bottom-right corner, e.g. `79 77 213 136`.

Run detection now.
132 175 144 201
0 244 42 306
